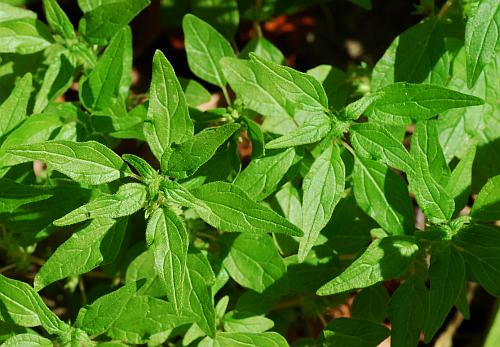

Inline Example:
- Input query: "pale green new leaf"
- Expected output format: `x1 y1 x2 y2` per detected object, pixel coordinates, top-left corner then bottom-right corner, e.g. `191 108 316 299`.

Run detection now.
54 183 146 226
470 175 500 221
190 182 303 237
223 233 286 293
299 144 345 262
366 82 484 125
144 50 194 161
0 73 32 137
1 333 52 347
215 332 289 347
353 156 414 235
79 27 132 111
318 317 389 347
34 218 127 291
147 207 188 314
265 113 332 149
423 246 466 342
8 140 131 185
465 0 500 87
0 18 54 54
388 276 429 347
233 148 295 201
0 275 68 335
162 123 240 178
446 147 476 213
43 0 75 39
80 0 150 43
350 122 413 173
317 236 419 295
182 14 235 87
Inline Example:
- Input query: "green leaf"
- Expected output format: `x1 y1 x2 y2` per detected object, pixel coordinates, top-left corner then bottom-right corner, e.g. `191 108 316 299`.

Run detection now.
240 37 284 64
265 113 332 149
53 183 146 226
243 117 265 158
299 144 345 261
191 0 239 40
371 18 449 90
77 282 192 344
162 123 240 178
223 312 274 333
222 233 286 293
366 82 484 125
179 77 212 108
188 181 303 237
80 0 150 43
471 175 500 221
353 156 414 235
0 73 31 137
318 317 389 347
147 207 188 314
233 148 295 201
484 306 500 347
453 224 500 296
125 249 165 298
215 332 289 347
275 182 303 229
0 178 53 213
388 276 429 347
43 0 75 39
0 18 54 54
144 50 194 161
122 153 156 181
465 0 500 87
351 285 390 323
408 121 455 221
2 333 52 347
317 236 419 295
34 218 127 291
350 122 413 173
423 246 466 342
0 275 68 335
0 3 36 23
79 26 132 111
307 64 349 110
446 147 476 213
182 250 216 337
182 14 235 87
8 140 131 185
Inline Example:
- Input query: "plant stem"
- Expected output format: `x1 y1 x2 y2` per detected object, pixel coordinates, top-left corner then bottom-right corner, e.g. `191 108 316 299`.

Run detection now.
437 0 453 20
221 85 232 107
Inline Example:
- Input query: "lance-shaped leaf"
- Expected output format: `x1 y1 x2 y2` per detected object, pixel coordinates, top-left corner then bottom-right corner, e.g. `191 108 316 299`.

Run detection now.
76 282 192 343
299 144 345 261
233 148 295 201
446 147 476 213
388 276 429 347
351 285 390 323
0 275 68 335
34 218 128 291
317 236 419 295
353 156 414 235
8 141 131 185
318 317 390 347
144 50 194 161
240 37 284 64
275 182 303 229
465 0 500 87
407 121 454 222
471 175 500 222
423 246 466 342
54 183 146 226
182 250 217 337
265 113 332 149
215 332 289 347
43 0 75 39
80 0 150 43
189 182 303 237
453 224 500 296
223 312 274 333
0 73 32 137
222 233 286 293
162 123 240 178
79 27 132 111
350 122 413 173
0 18 54 54
0 3 36 22
182 14 235 87
2 333 52 347
0 178 53 213
365 82 484 125
146 207 188 314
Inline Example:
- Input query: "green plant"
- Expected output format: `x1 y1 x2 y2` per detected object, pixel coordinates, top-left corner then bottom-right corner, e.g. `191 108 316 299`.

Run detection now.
0 0 499 346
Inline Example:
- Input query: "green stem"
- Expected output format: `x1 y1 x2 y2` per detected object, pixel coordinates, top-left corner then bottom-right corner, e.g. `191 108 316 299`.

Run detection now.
221 85 232 107
437 0 453 20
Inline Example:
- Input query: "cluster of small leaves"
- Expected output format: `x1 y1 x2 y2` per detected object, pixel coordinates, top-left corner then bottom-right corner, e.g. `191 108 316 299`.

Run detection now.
0 0 499 346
